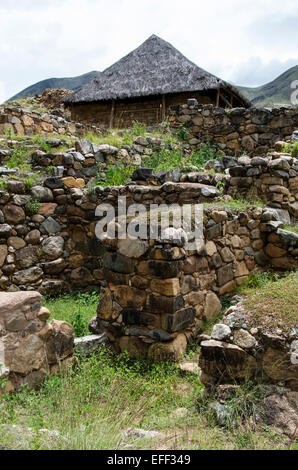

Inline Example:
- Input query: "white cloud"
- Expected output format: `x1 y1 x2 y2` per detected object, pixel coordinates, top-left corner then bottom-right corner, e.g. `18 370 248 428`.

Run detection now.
0 0 298 101
0 81 6 104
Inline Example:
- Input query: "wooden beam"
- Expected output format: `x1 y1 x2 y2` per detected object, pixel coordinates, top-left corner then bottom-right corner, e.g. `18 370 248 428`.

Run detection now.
219 91 232 108
162 94 166 121
216 88 220 107
109 99 115 128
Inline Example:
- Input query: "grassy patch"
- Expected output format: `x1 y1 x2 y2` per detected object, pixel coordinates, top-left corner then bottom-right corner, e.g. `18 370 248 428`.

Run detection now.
0 350 293 450
241 271 298 331
284 223 298 235
203 198 265 212
6 144 31 172
97 164 136 187
43 290 99 337
282 141 298 158
83 130 124 148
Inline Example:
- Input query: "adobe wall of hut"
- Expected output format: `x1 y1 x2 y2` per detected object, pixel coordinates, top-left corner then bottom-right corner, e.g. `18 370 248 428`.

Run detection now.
69 90 246 128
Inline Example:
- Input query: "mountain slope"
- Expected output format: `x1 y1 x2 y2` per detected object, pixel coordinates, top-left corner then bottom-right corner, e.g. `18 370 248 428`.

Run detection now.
8 71 99 101
238 65 298 107
8 64 298 108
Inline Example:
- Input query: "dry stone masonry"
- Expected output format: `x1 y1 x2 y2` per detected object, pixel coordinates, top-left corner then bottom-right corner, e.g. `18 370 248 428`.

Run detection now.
0 104 99 138
89 205 297 359
0 156 297 296
199 300 298 392
0 291 74 393
169 101 298 155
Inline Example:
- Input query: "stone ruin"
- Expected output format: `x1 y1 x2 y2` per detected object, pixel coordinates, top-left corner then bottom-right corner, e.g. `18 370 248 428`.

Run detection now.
0 291 74 393
0 99 298 396
199 301 298 392
90 204 298 364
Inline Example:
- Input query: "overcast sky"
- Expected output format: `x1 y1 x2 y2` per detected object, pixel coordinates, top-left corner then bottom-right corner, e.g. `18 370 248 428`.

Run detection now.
0 0 298 102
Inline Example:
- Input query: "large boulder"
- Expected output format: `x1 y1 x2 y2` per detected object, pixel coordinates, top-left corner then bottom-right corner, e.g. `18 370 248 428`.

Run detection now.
42 236 64 260
12 267 43 285
199 340 257 385
3 205 25 224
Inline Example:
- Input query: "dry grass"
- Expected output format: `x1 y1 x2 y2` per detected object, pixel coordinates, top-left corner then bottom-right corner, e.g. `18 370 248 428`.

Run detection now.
242 271 298 331
0 348 295 450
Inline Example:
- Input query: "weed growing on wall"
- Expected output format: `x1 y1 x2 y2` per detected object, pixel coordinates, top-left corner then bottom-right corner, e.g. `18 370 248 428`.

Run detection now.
176 125 189 142
6 144 30 171
26 199 41 214
32 134 51 153
97 165 136 187
23 175 38 192
282 141 298 158
190 142 217 168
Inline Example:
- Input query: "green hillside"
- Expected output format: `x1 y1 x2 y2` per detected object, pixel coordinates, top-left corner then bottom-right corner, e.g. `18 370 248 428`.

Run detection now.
238 65 298 107
7 64 298 108
7 71 99 101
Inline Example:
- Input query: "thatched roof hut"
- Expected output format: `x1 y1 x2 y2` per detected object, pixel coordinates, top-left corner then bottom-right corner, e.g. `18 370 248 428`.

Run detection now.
65 35 251 127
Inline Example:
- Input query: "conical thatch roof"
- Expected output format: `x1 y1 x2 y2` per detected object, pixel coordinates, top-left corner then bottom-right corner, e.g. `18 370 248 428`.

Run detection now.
64 35 250 106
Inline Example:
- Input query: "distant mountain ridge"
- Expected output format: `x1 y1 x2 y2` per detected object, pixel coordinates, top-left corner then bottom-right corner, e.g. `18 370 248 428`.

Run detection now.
7 71 99 102
238 65 298 107
7 65 298 108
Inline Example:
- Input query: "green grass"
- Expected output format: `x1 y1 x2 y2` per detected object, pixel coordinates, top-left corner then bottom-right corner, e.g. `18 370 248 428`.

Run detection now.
284 223 298 235
240 271 298 331
0 290 295 450
83 130 124 148
203 198 265 211
6 144 31 172
282 141 298 158
0 349 294 450
43 290 99 337
97 164 136 187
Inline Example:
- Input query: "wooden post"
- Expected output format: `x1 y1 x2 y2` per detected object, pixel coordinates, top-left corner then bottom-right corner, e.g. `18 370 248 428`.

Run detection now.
216 89 220 107
219 91 232 108
162 94 166 122
109 99 115 128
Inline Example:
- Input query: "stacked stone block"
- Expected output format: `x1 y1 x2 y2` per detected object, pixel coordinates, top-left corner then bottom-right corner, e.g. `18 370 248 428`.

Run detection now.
0 291 74 392
91 205 297 359
169 102 298 155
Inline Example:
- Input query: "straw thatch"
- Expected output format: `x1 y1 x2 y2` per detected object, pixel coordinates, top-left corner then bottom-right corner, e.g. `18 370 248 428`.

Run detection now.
64 35 250 107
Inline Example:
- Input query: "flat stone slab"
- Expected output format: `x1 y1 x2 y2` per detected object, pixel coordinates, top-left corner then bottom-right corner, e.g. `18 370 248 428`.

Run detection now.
74 333 108 356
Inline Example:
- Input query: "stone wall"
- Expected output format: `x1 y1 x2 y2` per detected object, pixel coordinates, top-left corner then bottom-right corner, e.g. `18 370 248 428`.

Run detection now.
181 153 298 217
0 105 99 137
169 101 298 155
199 299 298 391
0 291 74 393
0 174 297 295
88 205 297 359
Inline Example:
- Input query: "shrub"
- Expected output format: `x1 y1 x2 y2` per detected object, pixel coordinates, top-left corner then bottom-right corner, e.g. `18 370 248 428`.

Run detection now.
132 120 146 137
71 310 89 337
0 179 9 191
32 134 51 153
176 125 189 142
6 144 30 171
191 142 217 168
143 148 191 173
97 165 136 187
282 141 298 158
23 176 38 192
26 199 41 214
291 141 298 158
